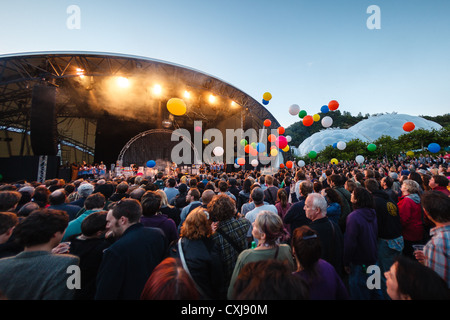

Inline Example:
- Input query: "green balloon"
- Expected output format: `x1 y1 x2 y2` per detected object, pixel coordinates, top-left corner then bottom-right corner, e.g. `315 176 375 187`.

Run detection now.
0 174 2 181
308 151 317 159
240 139 248 146
299 110 307 118
367 144 377 152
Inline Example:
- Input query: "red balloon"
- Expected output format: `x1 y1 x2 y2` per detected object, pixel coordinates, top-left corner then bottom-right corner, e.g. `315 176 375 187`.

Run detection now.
264 119 271 127
268 134 276 142
403 122 415 132
303 115 314 126
286 160 293 169
328 100 339 111
277 126 285 135
279 163 285 169
275 136 288 149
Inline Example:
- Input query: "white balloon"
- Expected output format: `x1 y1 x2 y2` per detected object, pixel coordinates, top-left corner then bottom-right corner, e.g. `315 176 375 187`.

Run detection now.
251 159 259 167
286 135 292 142
289 104 300 116
298 160 305 167
213 146 224 157
321 116 333 128
355 155 365 164
337 141 346 150
234 163 240 168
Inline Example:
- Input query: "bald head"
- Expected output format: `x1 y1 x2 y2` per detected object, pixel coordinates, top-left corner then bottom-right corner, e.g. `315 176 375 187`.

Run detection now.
49 189 67 205
201 189 215 205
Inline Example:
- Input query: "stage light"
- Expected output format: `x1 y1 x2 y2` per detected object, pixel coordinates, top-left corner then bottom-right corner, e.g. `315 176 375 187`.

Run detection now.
76 68 85 78
208 94 216 103
117 77 129 88
231 101 237 107
184 90 191 99
153 84 162 95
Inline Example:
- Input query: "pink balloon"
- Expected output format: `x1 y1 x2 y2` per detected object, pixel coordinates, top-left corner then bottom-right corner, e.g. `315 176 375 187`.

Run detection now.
275 136 288 149
194 126 202 132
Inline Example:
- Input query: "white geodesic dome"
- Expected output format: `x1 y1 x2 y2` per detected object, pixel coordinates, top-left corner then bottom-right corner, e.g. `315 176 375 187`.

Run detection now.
348 113 442 142
297 128 369 156
297 113 442 157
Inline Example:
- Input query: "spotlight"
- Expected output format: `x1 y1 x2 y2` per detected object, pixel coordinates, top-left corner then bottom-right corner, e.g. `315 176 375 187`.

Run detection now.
184 90 191 99
117 77 129 88
208 94 216 103
153 84 162 95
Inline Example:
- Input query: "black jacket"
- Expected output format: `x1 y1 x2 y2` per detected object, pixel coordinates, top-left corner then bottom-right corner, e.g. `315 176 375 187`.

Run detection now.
371 190 402 240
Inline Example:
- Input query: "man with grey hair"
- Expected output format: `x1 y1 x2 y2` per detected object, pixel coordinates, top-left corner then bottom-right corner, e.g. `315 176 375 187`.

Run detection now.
69 182 94 208
304 192 345 278
283 180 313 234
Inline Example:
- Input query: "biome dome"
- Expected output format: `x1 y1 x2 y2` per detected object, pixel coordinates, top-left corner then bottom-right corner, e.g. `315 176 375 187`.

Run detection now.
296 113 442 157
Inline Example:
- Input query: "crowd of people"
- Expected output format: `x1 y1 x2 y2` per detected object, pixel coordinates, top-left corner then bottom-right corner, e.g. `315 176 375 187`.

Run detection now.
0 155 449 301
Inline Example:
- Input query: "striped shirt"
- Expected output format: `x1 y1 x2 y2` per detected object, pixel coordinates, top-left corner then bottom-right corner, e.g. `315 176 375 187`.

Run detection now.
424 225 450 287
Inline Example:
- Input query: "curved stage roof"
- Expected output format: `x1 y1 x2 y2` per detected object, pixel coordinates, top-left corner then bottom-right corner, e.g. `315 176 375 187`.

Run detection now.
0 51 281 165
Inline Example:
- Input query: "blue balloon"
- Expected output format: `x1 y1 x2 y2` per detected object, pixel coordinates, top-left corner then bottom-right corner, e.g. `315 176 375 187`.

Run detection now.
333 142 337 149
256 143 266 153
262 99 269 105
428 143 441 153
321 105 329 113
146 160 156 168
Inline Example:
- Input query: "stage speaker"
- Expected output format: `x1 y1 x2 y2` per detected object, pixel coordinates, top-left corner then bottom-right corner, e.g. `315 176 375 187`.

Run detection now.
30 85 58 156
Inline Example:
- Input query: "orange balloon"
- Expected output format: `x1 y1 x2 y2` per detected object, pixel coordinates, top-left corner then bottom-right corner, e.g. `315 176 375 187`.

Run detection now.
244 145 251 153
237 158 245 165
250 149 258 156
279 163 285 169
264 119 271 127
286 161 293 169
403 121 415 132
328 100 339 111
303 115 314 126
277 126 285 135
268 134 276 142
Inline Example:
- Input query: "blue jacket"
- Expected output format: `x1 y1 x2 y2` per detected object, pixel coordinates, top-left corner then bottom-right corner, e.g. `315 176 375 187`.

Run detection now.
326 202 341 226
95 223 168 300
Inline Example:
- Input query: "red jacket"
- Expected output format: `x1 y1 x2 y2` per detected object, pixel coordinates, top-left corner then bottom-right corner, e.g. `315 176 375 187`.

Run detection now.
432 186 450 196
397 195 424 242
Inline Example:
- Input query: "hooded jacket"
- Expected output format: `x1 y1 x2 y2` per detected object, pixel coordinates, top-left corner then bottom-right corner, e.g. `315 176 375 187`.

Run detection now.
344 207 378 266
371 190 402 240
397 194 424 242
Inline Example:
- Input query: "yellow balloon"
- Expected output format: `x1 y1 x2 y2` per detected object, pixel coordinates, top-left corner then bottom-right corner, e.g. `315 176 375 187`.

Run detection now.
313 114 321 122
282 145 290 152
202 139 209 144
406 151 414 157
263 92 272 101
330 158 338 164
270 149 278 156
167 98 187 116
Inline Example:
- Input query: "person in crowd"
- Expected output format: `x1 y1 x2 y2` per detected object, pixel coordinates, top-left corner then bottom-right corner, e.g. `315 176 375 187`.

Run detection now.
171 207 224 299
263 175 278 205
0 212 19 246
344 187 382 300
95 198 168 300
328 174 352 232
155 189 181 227
320 187 342 226
0 190 22 212
291 225 349 300
275 188 292 235
229 259 309 300
364 178 404 299
140 257 200 300
164 177 179 203
304 193 345 278
178 188 202 230
48 189 81 221
140 190 178 245
68 211 112 300
428 175 450 196
385 255 449 300
62 192 106 241
69 182 94 208
0 209 79 300
397 179 425 259
244 187 278 245
171 183 189 210
380 176 399 203
31 186 51 208
283 180 313 234
227 210 293 299
207 194 251 299
415 191 450 287
237 178 252 213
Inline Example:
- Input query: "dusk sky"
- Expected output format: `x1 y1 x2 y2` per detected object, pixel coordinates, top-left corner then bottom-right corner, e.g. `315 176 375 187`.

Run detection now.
1 0 449 128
